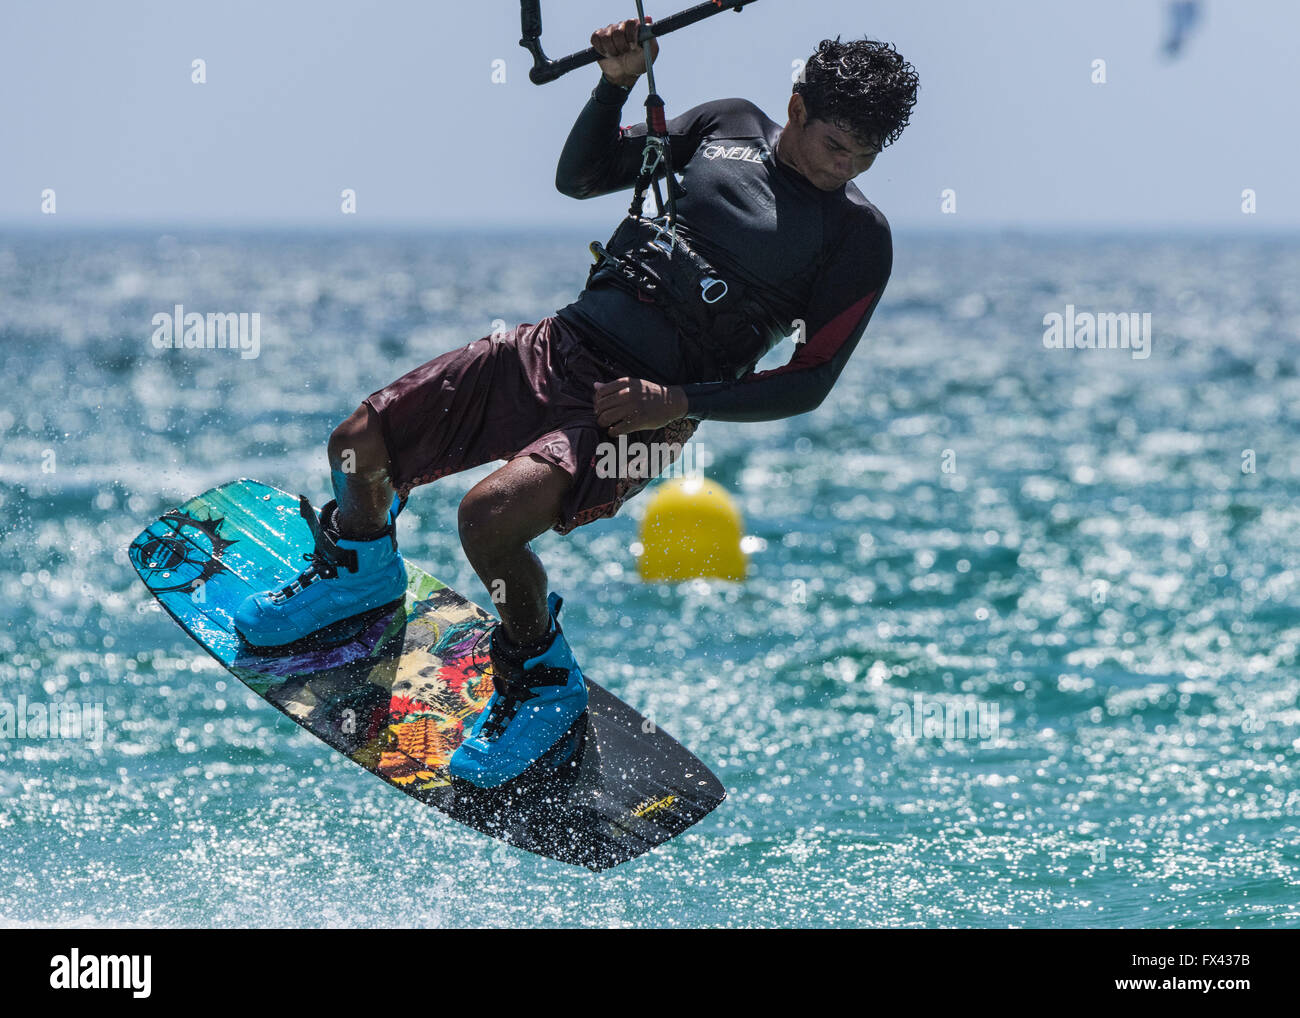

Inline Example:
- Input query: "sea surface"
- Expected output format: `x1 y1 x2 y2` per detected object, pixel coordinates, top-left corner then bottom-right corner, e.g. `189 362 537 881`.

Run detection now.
1 228 1297 928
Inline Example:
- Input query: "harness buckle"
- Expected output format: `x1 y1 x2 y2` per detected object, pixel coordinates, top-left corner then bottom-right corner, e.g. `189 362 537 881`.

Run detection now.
648 217 677 255
700 277 728 304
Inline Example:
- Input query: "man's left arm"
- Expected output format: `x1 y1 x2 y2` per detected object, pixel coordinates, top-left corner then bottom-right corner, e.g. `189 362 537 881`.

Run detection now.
677 217 892 423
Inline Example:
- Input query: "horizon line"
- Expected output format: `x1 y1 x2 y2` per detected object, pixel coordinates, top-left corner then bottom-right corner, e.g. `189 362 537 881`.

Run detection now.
1 220 1295 237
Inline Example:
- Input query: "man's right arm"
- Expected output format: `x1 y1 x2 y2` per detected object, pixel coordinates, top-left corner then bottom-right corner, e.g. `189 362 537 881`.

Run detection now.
555 76 643 199
555 78 718 200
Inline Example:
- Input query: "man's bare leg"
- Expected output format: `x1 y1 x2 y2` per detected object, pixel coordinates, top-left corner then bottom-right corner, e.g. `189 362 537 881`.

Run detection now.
233 402 407 649
327 403 396 538
457 454 572 645
449 454 584 786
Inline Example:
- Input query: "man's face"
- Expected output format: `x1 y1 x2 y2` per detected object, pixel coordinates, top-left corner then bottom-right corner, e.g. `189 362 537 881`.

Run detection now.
781 95 880 191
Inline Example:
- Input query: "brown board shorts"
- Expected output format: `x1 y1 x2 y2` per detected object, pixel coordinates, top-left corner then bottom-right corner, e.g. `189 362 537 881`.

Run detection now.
363 316 699 535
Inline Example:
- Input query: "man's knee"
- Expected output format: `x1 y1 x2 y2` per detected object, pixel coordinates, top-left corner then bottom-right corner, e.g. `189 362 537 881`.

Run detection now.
458 487 524 555
458 458 568 555
329 403 389 475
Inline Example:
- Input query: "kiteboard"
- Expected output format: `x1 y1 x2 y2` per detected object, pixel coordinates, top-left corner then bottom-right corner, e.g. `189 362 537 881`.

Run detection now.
128 478 725 871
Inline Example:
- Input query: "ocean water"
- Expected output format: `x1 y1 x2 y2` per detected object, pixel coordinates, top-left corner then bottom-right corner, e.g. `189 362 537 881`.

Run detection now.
1 228 1297 928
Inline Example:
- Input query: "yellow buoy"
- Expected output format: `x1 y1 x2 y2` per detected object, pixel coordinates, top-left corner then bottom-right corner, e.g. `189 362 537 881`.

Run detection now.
636 477 748 582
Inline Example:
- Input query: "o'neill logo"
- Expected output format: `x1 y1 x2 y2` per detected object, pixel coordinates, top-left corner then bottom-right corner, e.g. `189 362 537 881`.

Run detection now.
49 949 151 998
702 143 769 163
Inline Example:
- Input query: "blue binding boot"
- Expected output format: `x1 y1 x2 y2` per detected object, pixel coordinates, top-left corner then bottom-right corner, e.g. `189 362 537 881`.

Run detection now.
233 493 407 653
450 593 588 788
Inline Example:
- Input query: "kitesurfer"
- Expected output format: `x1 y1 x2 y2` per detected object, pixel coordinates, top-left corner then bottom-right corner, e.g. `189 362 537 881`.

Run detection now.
233 16 918 788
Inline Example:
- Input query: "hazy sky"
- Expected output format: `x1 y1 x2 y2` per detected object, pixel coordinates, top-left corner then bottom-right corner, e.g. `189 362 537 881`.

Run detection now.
3 0 1296 230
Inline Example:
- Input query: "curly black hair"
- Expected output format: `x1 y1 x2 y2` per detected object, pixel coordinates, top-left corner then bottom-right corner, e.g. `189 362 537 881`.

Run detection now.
794 37 919 149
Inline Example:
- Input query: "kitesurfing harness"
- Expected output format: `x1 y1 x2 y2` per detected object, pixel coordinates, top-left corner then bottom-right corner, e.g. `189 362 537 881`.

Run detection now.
520 0 770 382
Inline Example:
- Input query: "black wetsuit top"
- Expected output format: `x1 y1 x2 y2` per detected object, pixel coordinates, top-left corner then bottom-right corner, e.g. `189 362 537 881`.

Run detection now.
554 75 893 423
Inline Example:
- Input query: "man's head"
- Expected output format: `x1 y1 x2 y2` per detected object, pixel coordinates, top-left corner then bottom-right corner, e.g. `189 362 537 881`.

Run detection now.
779 37 919 191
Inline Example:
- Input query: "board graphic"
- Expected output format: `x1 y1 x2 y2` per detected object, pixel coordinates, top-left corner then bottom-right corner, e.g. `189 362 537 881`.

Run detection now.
128 479 725 870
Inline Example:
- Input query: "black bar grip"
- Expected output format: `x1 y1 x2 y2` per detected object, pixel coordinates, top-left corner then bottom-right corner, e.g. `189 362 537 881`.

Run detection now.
522 0 761 85
520 0 542 42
